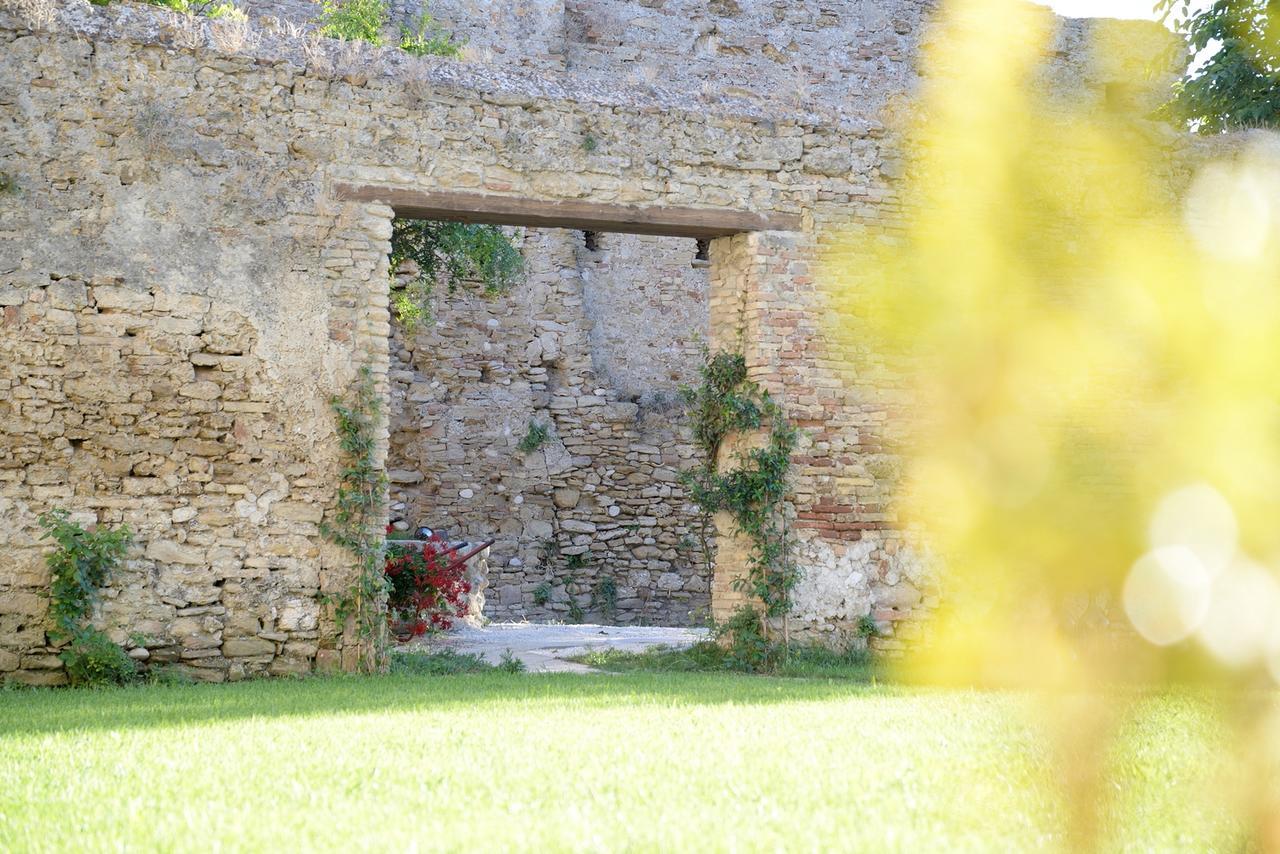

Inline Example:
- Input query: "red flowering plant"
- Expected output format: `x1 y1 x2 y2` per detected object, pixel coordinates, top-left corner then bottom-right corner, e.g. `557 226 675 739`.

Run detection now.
383 530 471 639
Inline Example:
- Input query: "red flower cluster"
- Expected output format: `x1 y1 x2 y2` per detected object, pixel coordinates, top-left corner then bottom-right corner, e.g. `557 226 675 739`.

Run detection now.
384 533 471 638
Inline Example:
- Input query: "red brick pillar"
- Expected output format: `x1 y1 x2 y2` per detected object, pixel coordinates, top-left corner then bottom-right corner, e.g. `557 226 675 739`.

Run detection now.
705 231 816 624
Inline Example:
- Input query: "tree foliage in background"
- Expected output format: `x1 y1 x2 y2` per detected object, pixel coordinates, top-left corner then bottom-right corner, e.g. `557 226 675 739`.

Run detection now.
1157 0 1280 131
389 220 524 330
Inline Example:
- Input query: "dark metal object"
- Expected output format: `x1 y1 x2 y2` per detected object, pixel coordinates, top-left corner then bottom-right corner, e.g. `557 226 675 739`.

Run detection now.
442 539 495 574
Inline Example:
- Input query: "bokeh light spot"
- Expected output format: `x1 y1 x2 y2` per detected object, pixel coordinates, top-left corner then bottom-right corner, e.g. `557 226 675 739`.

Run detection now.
1123 546 1212 646
1197 558 1280 668
1148 483 1238 578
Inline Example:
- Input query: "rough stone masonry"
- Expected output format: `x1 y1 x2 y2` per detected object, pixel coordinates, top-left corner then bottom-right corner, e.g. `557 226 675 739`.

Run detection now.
0 0 1180 682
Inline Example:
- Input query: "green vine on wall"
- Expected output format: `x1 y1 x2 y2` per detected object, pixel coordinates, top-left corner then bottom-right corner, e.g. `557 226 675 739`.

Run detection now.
680 352 799 637
320 366 390 672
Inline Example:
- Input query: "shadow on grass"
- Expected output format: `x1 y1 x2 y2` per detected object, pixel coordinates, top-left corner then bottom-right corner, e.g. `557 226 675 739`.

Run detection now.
0 669 898 738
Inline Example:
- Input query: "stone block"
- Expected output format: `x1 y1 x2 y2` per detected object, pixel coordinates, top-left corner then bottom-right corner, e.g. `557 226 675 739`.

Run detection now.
146 540 206 566
222 637 276 657
0 591 44 617
93 285 154 312
552 488 580 509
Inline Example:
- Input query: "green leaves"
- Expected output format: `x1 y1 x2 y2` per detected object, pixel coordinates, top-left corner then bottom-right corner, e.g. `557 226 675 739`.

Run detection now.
399 11 464 57
318 0 465 57
680 351 799 624
318 0 388 45
38 509 132 642
37 510 136 687
389 220 524 330
60 627 137 687
1156 0 1280 132
516 421 550 454
322 367 390 671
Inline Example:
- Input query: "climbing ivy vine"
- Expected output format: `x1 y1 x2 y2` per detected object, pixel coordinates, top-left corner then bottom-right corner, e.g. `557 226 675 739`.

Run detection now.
680 351 799 640
320 366 390 672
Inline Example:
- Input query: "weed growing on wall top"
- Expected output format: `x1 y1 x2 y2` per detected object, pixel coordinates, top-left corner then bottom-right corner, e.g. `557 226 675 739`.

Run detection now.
91 0 247 20
318 0 387 45
399 10 464 58
318 0 464 58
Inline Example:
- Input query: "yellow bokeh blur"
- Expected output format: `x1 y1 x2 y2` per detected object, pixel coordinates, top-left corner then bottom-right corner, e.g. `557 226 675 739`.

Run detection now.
825 0 1280 841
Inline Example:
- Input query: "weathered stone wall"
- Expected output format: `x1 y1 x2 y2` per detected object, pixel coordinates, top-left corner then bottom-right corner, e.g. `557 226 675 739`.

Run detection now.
0 8 401 682
241 0 926 115
387 229 712 625
0 0 1180 682
563 0 927 118
243 0 568 71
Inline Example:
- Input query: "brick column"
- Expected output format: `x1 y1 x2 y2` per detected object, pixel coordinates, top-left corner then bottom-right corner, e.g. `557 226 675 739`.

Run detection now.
706 229 921 647
318 201 395 674
705 231 813 624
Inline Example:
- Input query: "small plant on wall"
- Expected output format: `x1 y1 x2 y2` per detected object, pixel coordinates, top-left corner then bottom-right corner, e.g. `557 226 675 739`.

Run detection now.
38 509 136 686
592 575 619 622
516 421 550 454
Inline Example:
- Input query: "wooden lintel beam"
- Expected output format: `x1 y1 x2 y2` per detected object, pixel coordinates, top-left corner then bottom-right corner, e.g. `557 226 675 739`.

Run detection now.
334 184 802 238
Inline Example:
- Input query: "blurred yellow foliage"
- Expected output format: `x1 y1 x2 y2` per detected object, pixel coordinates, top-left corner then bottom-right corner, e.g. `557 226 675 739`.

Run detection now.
826 0 1280 843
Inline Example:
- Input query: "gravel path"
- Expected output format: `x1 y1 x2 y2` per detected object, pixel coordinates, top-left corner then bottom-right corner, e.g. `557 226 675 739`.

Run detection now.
405 622 711 673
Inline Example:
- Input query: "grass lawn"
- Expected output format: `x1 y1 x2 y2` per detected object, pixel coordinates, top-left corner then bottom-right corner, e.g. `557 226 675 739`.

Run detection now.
568 640 881 679
0 671 1239 851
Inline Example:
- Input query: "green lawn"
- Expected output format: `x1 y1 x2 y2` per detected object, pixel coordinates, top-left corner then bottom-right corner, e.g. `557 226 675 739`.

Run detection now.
0 672 1239 851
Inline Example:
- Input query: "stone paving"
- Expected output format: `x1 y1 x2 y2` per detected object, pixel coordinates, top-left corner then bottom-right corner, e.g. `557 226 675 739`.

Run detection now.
405 622 710 673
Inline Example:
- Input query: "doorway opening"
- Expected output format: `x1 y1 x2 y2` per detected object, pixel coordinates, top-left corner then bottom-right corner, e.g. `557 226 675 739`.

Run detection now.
339 184 800 630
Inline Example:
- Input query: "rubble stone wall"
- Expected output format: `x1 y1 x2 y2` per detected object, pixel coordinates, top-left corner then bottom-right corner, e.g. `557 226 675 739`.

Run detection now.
0 0 1176 681
387 229 713 625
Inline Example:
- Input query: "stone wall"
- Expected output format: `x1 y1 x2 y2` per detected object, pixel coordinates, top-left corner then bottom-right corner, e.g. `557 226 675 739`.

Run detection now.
242 0 926 115
243 0 569 71
0 0 1180 682
562 0 927 117
387 229 712 625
